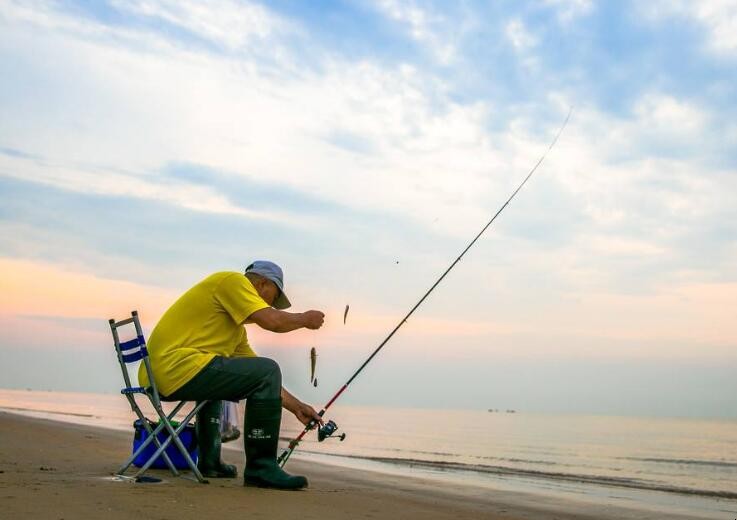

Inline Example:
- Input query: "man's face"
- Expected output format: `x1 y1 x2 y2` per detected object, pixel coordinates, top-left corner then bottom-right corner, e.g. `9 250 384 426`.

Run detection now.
256 278 281 307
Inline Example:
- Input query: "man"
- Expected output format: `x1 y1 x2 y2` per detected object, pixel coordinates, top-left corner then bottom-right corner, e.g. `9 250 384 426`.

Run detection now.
138 261 325 490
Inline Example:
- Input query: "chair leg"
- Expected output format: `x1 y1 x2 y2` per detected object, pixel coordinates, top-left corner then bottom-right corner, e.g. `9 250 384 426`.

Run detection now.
118 401 186 476
134 401 209 483
117 404 181 477
137 412 180 476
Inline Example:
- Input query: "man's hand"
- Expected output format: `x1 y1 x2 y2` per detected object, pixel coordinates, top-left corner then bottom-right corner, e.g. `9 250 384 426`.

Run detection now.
302 310 325 330
281 387 324 428
293 401 324 428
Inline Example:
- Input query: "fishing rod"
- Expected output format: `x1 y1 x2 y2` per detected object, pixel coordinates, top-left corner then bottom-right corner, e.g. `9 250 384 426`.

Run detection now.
278 107 573 467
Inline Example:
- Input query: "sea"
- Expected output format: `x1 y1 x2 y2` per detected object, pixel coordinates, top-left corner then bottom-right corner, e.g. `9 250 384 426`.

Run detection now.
1 388 735 519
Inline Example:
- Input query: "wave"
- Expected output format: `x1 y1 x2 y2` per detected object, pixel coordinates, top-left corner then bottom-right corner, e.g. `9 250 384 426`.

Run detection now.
303 451 737 500
282 440 563 468
0 405 95 418
393 449 564 467
475 454 563 466
384 447 458 457
619 456 737 469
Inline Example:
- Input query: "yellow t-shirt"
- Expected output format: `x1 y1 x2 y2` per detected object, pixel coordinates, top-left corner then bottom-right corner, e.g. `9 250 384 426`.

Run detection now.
138 272 270 396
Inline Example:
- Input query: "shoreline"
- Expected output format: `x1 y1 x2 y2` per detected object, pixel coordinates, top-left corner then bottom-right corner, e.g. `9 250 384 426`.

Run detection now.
0 411 728 520
290 450 737 500
7 403 730 502
6 400 734 503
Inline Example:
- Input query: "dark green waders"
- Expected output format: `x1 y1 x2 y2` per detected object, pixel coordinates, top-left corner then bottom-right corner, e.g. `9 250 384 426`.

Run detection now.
243 398 308 490
196 400 238 478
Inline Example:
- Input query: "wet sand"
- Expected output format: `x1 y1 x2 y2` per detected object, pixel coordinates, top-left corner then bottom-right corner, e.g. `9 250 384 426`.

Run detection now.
0 412 710 519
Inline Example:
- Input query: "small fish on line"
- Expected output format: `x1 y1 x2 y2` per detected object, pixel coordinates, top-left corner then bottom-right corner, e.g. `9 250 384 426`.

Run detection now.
343 304 350 324
310 347 317 384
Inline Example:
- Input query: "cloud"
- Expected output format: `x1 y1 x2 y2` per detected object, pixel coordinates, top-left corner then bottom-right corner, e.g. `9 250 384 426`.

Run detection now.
633 93 708 134
505 19 537 50
477 91 737 311
2 2 731 263
587 236 666 257
0 151 295 224
373 0 458 63
0 3 521 240
1 0 100 34
111 0 291 51
1 1 736 373
544 0 593 23
637 0 737 55
695 0 737 53
1 2 736 415
0 169 449 309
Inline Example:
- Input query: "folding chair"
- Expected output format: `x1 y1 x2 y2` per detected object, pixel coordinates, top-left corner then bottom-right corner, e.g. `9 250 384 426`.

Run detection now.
109 310 209 483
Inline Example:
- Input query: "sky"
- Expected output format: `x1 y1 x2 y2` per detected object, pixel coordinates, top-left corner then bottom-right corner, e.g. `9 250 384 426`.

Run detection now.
0 0 735 418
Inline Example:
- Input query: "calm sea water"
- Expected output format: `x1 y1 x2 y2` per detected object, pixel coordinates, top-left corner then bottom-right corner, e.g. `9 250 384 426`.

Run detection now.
1 388 735 518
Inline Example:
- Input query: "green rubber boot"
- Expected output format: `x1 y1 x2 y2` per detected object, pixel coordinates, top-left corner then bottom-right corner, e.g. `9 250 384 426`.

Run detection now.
243 398 308 490
196 400 238 478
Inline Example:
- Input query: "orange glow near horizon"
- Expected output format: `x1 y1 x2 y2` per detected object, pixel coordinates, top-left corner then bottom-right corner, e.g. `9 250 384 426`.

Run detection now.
0 257 178 318
1 256 735 360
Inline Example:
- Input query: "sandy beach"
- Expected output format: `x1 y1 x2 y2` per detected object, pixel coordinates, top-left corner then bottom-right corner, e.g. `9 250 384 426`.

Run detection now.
0 411 721 520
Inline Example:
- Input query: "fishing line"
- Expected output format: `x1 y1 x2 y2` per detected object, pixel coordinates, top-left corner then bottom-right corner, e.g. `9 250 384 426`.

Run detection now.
278 107 573 466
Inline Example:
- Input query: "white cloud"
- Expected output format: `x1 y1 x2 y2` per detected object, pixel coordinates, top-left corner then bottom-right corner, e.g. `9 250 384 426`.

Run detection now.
0 3 513 238
505 18 537 50
638 0 737 54
555 0 593 20
6 1 731 281
111 0 292 50
0 152 300 224
633 94 708 130
374 0 457 63
2 3 731 257
1 2 735 343
693 0 737 53
544 93 726 222
628 94 711 155
544 0 593 23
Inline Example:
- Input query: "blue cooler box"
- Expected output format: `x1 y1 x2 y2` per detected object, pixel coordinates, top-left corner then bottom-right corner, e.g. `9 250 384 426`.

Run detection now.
132 419 198 469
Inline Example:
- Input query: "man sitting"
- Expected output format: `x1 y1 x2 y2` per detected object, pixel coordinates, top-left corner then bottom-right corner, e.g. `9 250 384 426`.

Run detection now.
138 260 325 489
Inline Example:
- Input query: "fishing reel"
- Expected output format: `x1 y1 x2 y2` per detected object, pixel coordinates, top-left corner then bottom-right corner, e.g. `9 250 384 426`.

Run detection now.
317 419 346 442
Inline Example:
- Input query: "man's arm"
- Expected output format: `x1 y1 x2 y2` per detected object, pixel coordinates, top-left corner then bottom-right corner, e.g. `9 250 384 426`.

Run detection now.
281 387 323 427
247 307 324 333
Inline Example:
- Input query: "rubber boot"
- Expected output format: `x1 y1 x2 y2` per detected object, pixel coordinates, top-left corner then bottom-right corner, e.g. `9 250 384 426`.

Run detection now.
243 398 308 490
196 400 238 478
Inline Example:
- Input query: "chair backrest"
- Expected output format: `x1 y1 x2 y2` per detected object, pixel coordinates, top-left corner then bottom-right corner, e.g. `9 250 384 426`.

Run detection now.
109 311 161 401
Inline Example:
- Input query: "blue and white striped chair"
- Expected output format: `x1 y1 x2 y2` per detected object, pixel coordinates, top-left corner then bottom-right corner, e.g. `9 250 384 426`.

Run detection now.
109 310 208 483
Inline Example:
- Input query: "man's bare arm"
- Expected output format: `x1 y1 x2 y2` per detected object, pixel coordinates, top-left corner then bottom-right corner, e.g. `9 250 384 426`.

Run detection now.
247 307 324 333
281 387 323 427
